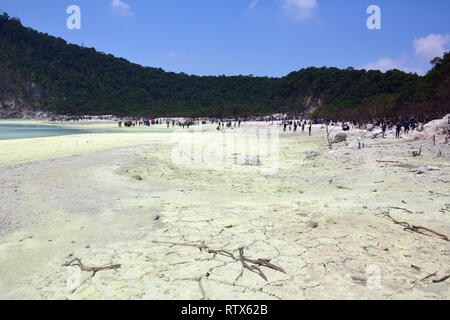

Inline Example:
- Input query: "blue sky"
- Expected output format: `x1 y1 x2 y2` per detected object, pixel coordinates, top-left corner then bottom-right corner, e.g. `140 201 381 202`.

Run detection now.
2 0 449 77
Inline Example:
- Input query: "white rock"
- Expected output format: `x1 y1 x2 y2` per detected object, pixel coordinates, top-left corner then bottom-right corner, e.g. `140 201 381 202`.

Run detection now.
416 166 428 174
236 155 261 166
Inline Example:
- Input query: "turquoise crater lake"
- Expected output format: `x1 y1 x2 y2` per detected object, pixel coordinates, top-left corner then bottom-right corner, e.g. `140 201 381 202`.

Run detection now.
0 122 85 140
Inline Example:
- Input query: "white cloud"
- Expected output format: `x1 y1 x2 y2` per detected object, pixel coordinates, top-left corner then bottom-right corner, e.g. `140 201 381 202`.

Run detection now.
360 57 424 75
164 52 177 60
249 0 259 10
413 34 450 62
282 0 317 20
110 0 134 17
361 57 401 72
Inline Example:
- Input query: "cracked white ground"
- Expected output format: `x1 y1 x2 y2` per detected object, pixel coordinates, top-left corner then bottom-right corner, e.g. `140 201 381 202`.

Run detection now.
0 122 449 299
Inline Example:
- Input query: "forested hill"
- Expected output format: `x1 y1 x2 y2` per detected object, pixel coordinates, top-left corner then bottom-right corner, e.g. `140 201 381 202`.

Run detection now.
0 12 447 120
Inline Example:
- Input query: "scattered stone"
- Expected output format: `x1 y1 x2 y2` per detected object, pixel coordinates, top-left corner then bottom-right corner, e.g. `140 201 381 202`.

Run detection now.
372 189 377 193
381 246 389 251
305 151 320 159
236 155 261 166
363 206 368 209
427 166 440 171
152 213 160 221
307 221 319 228
326 218 336 224
351 276 367 285
411 265 421 272
133 175 143 181
362 244 375 251
332 133 348 144
261 169 278 178
416 166 428 174
85 245 90 249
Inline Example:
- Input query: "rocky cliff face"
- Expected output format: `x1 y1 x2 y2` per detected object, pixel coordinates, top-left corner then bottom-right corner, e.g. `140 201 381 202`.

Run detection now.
0 78 52 119
0 98 51 119
303 95 323 115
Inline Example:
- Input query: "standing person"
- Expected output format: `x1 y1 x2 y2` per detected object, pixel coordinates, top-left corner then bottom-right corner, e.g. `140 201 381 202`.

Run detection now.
283 122 287 132
302 122 305 132
308 121 312 136
382 122 387 138
396 122 401 138
404 120 410 134
410 117 416 131
294 122 298 132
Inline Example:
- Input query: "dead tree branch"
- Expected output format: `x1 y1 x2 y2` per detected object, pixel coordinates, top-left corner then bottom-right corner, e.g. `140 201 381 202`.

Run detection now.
376 160 400 164
336 185 352 190
432 275 450 283
153 241 286 281
421 272 437 281
412 145 423 157
325 123 333 150
62 258 121 274
152 240 208 250
390 206 414 214
380 208 449 241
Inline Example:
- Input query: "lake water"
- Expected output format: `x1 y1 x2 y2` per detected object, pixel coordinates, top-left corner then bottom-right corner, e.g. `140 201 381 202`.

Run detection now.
0 122 85 140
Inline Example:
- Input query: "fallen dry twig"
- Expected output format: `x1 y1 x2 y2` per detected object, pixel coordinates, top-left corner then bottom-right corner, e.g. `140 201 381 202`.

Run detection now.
153 241 286 281
376 160 400 164
152 240 208 250
380 208 449 241
390 206 414 214
421 272 437 281
412 145 423 157
432 275 450 283
62 258 121 274
336 185 352 190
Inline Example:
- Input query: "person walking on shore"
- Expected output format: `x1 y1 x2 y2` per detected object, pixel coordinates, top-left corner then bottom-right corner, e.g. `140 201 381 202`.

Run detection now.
308 121 312 136
396 122 401 138
302 122 305 132
404 120 410 134
382 122 387 138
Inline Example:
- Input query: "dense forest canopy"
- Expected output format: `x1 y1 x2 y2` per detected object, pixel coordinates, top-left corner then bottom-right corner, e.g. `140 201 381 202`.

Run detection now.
0 12 448 120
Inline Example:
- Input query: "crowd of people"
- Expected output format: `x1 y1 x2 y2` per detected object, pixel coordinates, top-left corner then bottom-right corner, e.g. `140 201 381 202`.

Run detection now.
115 114 426 141
50 115 117 122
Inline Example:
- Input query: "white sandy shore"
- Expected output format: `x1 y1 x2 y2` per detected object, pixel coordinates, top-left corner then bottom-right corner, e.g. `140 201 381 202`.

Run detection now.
0 122 449 299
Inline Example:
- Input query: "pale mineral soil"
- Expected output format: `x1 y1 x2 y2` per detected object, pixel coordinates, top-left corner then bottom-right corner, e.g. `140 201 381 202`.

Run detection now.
0 122 449 300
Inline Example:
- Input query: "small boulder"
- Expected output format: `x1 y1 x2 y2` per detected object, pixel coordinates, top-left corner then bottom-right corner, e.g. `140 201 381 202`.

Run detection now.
152 213 160 221
332 133 348 144
307 221 319 228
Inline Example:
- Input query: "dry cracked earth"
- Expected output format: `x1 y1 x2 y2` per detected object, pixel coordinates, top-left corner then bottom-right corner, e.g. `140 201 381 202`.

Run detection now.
0 125 449 299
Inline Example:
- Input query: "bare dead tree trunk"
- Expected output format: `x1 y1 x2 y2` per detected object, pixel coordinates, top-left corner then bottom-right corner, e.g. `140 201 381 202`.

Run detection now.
325 122 332 150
